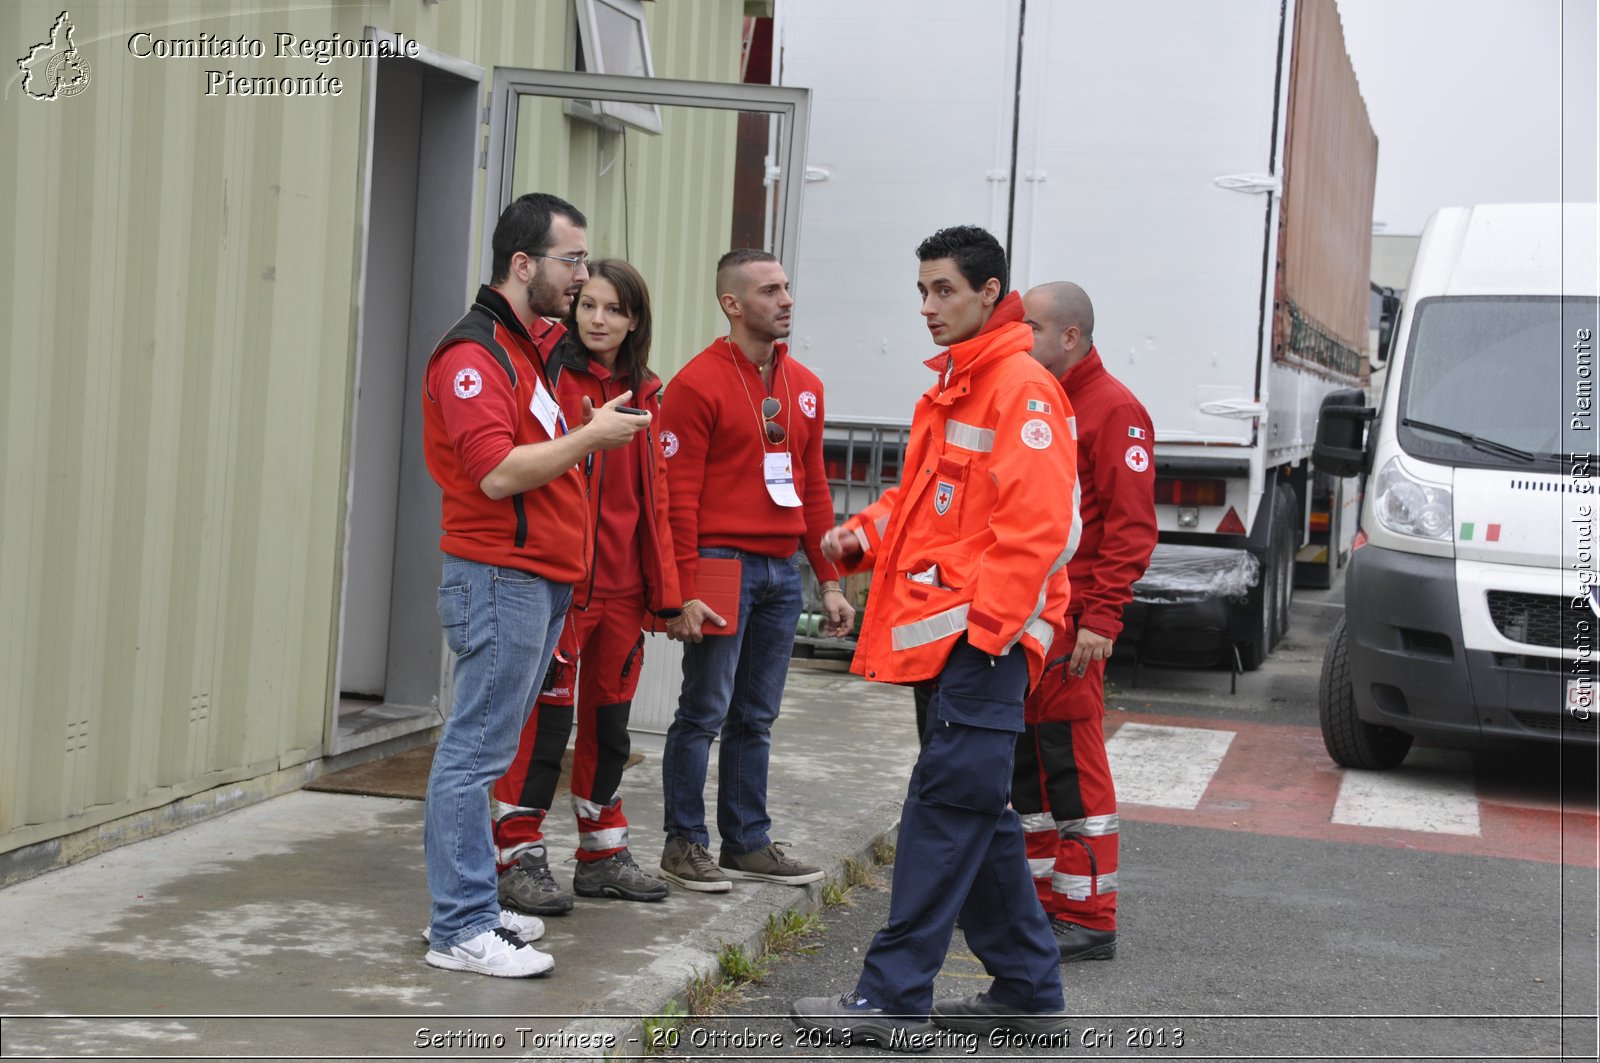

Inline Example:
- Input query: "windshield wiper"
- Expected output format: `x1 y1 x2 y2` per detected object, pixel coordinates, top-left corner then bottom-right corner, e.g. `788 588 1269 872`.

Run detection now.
1401 418 1537 462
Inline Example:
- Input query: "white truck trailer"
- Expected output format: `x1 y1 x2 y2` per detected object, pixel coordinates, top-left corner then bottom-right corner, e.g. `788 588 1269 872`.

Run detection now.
776 0 1376 669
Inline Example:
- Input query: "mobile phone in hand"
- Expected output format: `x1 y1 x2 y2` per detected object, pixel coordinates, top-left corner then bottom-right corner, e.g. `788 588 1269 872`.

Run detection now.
615 406 647 416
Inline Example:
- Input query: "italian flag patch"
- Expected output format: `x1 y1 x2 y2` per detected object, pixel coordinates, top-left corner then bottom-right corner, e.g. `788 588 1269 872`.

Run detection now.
1459 522 1502 542
1027 399 1052 414
1128 425 1147 439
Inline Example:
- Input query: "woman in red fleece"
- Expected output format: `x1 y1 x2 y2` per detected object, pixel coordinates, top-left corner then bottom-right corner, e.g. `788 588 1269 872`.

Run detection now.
491 259 681 912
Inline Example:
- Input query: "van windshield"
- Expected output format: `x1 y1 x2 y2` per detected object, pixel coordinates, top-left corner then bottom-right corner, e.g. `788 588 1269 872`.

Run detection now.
1397 295 1599 470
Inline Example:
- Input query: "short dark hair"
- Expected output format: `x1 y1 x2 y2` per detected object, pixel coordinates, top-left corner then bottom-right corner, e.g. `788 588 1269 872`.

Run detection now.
564 258 656 395
915 225 1008 296
715 248 780 297
491 193 587 285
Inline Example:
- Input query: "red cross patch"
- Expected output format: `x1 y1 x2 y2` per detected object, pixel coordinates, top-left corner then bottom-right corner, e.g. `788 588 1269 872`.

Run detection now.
453 368 483 399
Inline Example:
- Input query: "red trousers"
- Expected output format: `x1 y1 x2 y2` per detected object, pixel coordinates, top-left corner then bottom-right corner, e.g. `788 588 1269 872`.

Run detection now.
491 593 647 868
1014 639 1119 931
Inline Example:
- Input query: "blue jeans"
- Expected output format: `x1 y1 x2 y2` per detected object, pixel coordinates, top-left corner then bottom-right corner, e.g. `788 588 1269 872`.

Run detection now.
661 547 802 853
425 555 570 948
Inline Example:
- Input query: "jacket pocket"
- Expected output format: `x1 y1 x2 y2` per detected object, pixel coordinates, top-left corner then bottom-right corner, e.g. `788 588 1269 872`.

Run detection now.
926 451 970 528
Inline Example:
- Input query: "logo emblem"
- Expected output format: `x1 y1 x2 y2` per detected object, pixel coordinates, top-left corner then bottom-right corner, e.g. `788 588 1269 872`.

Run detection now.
18 11 91 101
798 390 818 419
1020 419 1053 450
453 368 483 399
934 481 956 515
1125 445 1150 472
661 430 680 459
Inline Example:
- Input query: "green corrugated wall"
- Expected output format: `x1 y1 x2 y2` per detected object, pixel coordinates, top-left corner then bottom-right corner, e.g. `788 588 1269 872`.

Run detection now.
0 0 748 856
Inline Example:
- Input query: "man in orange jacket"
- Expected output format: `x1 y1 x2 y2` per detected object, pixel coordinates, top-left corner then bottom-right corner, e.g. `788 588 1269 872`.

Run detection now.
1016 282 1157 963
792 226 1080 1047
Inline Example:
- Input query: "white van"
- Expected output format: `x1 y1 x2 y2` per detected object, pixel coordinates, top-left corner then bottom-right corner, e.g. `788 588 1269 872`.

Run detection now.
1313 203 1599 769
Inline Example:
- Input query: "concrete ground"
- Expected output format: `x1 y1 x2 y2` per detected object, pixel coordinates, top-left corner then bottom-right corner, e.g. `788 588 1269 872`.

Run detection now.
0 661 919 1062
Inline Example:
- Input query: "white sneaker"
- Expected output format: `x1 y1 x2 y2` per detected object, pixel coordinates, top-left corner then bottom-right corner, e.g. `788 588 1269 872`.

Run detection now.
424 927 554 978
419 909 547 946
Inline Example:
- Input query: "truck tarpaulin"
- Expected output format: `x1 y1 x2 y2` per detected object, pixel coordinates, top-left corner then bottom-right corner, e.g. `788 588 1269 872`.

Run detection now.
1275 0 1379 380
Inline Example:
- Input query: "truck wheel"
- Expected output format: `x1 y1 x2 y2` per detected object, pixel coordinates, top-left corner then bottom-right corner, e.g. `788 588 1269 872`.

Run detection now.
1234 541 1276 672
1272 483 1295 645
1319 616 1413 770
1235 485 1291 671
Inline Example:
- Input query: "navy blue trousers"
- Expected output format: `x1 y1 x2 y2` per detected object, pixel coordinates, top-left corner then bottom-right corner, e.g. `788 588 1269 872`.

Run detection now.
855 639 1065 1016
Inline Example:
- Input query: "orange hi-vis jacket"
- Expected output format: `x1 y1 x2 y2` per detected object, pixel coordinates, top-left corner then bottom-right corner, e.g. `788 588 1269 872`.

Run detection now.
839 292 1082 688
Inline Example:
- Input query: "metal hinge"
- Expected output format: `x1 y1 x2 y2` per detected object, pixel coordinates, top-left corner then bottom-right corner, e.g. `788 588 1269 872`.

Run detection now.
1213 173 1281 195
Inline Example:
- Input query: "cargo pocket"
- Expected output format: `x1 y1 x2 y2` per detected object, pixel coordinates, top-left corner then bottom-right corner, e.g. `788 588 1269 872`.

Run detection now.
912 639 1026 812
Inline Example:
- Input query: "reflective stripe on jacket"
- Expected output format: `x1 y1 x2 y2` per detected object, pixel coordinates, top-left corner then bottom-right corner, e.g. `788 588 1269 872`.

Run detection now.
843 292 1081 687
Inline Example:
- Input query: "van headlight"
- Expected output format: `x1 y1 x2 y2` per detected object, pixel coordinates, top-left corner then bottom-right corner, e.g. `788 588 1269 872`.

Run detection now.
1372 456 1453 541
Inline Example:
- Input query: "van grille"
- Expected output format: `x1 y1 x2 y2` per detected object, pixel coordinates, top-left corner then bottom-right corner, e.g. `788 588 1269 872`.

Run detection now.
1510 710 1598 738
1486 591 1571 649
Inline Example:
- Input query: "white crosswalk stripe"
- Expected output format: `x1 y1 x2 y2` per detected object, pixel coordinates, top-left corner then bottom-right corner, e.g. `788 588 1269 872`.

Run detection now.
1106 722 1236 810
1331 755 1481 835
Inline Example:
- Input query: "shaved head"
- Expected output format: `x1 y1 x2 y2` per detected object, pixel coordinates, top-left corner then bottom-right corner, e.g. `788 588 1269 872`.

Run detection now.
716 248 780 299
1028 281 1095 341
1022 282 1097 379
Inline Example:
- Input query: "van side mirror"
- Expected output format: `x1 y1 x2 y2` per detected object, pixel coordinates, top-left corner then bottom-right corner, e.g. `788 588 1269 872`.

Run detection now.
1313 388 1376 477
1373 285 1401 366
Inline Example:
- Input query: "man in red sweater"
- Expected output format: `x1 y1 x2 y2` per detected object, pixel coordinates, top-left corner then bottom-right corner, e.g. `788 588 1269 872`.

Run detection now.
656 249 855 893
1015 281 1157 963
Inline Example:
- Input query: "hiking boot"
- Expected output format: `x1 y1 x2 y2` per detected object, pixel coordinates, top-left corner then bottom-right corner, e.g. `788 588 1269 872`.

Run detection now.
719 842 824 886
419 908 545 946
424 926 554 978
573 848 671 902
930 991 1071 1035
498 846 575 916
658 836 732 893
790 992 935 1053
1050 917 1116 962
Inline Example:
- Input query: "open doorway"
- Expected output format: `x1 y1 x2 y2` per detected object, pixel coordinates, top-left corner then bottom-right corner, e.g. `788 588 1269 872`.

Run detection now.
335 43 482 752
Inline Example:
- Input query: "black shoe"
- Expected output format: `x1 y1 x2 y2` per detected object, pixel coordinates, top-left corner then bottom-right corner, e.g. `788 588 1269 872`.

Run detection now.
930 992 1071 1035
790 993 935 1053
1051 917 1116 962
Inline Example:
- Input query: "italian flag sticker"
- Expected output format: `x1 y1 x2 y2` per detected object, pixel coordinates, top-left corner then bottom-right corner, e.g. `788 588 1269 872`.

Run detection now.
1027 399 1052 414
1459 522 1502 542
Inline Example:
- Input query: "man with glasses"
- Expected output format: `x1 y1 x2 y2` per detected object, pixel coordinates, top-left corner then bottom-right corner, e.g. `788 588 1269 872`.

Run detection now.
655 249 854 893
420 192 649 977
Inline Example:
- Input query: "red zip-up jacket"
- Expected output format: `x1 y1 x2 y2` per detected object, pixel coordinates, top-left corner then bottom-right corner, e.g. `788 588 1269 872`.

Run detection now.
659 337 841 601
423 286 588 582
1057 347 1157 641
548 340 682 621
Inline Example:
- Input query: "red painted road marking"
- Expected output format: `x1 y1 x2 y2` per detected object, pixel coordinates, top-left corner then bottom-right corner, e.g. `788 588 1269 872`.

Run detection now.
1105 711 1599 868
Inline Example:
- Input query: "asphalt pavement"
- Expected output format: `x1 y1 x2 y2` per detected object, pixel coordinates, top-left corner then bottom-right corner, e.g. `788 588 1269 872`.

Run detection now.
675 592 1600 1062
3 592 1595 1062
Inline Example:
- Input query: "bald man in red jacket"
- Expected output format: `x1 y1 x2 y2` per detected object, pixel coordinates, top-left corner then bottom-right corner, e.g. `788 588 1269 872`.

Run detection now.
1016 281 1157 964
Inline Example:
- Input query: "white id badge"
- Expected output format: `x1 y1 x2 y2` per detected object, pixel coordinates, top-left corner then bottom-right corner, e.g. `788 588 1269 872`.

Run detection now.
763 451 803 507
530 376 563 437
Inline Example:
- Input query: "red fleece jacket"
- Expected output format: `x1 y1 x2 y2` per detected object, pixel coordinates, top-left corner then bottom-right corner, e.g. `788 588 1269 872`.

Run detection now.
659 337 840 601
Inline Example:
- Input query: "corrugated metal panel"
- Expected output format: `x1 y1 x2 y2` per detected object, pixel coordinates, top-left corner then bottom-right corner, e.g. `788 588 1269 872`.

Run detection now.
0 0 748 855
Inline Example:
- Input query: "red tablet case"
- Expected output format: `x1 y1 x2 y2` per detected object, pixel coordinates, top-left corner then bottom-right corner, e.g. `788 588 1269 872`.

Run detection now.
649 556 741 636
